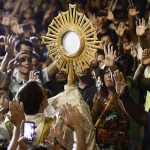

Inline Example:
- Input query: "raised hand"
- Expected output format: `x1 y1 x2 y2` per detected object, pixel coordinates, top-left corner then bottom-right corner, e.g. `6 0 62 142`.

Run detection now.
87 12 102 34
7 59 18 75
1 12 11 26
122 38 132 51
104 44 117 67
30 36 38 47
6 99 25 128
113 70 129 97
130 46 138 58
115 22 125 37
30 25 36 34
136 18 147 36
60 103 83 131
20 2 30 13
29 71 39 81
4 35 15 57
43 9 51 21
129 5 139 16
11 22 24 35
141 49 150 66
106 10 114 21
17 120 33 150
92 93 104 111
46 127 67 150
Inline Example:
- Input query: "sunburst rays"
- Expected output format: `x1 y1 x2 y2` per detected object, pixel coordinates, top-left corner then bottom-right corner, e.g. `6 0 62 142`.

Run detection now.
42 4 103 85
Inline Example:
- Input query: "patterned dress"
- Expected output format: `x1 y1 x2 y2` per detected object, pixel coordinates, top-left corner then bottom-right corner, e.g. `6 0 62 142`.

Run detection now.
96 97 130 150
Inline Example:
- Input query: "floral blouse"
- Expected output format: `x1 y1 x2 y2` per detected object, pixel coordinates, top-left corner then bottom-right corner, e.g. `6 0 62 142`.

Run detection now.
96 97 130 150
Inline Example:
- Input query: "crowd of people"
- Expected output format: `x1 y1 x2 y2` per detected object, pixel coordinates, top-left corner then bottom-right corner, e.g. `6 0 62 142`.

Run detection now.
1 0 150 150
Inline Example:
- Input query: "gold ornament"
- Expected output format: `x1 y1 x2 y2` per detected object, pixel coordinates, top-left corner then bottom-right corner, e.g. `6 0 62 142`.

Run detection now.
42 4 103 85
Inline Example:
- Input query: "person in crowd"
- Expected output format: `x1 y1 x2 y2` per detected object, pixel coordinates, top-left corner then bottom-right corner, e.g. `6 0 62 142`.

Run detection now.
0 88 13 148
0 49 57 97
44 69 67 97
113 69 150 150
116 54 145 150
75 67 97 110
44 68 99 150
91 45 130 149
6 80 55 149
1 0 150 150
17 103 86 150
14 40 33 55
0 51 34 97
97 49 105 69
133 49 150 126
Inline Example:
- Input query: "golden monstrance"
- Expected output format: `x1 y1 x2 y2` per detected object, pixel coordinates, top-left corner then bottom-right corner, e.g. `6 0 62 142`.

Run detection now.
42 4 103 85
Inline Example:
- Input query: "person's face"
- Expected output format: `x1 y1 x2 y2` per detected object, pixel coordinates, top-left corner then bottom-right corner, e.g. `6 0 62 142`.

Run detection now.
38 40 45 52
32 57 41 71
77 68 92 78
0 91 10 111
101 35 113 46
4 1 13 11
104 67 114 88
97 54 105 68
95 0 102 9
55 70 67 83
20 44 33 53
23 30 31 40
23 8 33 20
17 54 33 75
114 5 124 20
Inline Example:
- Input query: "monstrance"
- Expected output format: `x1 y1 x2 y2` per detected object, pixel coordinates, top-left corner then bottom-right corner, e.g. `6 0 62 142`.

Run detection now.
42 4 103 85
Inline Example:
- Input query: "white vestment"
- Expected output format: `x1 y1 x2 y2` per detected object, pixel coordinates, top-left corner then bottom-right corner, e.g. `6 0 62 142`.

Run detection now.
45 85 99 150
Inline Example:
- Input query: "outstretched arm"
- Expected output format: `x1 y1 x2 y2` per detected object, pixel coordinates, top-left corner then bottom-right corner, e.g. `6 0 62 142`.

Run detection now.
46 103 86 150
0 35 15 72
130 46 138 73
115 22 125 55
133 49 150 88
47 61 58 79
17 120 33 150
136 18 149 49
103 44 117 74
91 93 102 124
7 99 25 150
129 5 139 46
60 103 86 150
113 70 148 126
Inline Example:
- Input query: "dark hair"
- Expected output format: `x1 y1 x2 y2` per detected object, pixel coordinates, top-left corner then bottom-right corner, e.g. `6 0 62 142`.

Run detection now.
99 34 113 42
97 50 104 56
15 81 44 115
0 25 6 36
14 40 33 52
116 54 134 76
0 146 7 150
144 28 150 37
114 61 126 76
32 52 41 62
100 62 126 99
15 51 32 62
0 88 13 113
44 70 67 96
0 88 13 101
29 145 48 150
